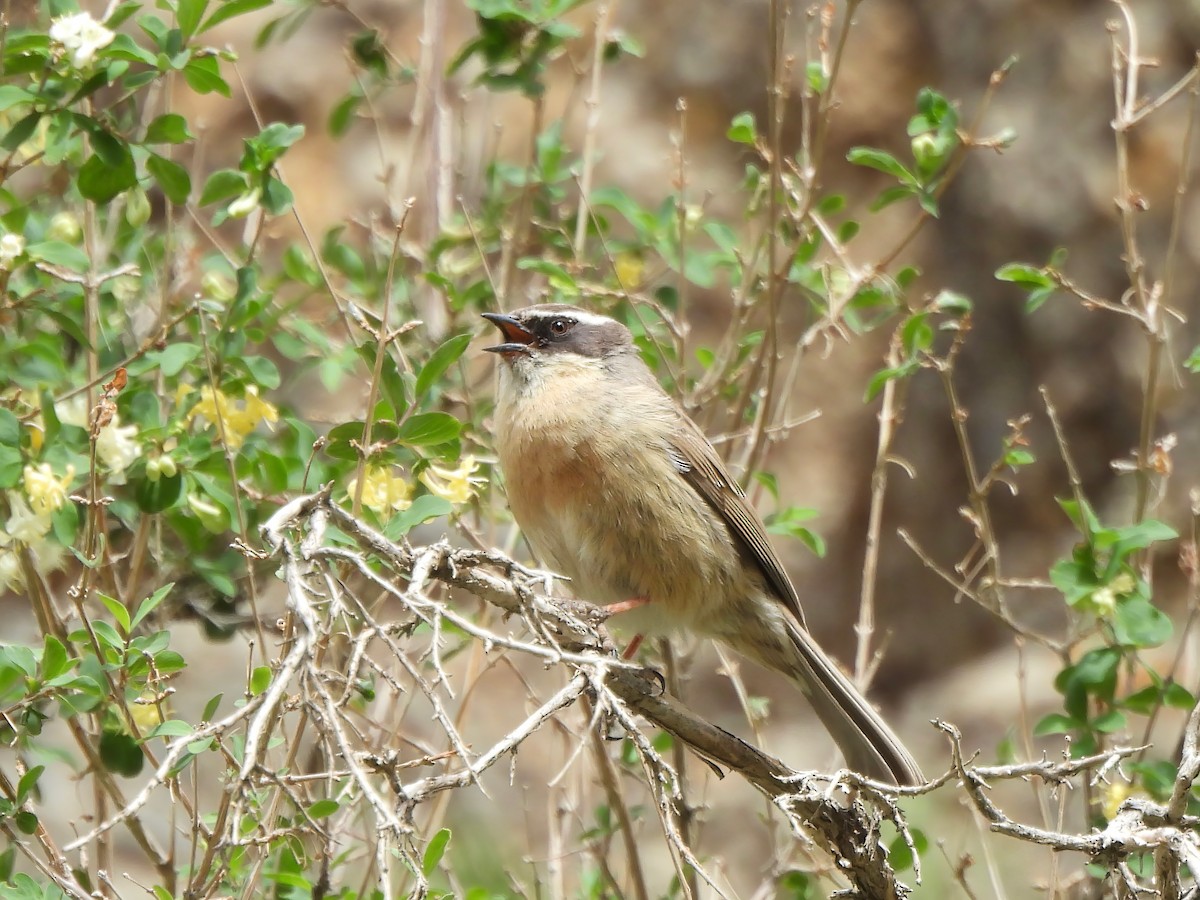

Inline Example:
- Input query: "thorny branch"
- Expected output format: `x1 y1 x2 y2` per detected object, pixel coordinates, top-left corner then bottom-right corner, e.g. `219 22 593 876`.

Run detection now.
54 489 1200 899
270 488 923 899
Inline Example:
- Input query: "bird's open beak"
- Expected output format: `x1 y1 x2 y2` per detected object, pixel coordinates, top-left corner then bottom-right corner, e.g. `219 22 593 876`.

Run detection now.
482 312 536 355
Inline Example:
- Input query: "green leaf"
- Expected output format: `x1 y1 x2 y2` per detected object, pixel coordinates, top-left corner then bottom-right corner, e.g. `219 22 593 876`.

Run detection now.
0 85 33 112
134 471 183 513
1113 595 1173 648
1057 497 1102 537
422 827 452 876
886 827 926 873
805 61 828 94
516 258 578 293
249 665 272 696
397 412 461 447
85 126 129 168
869 184 915 212
1057 648 1121 705
202 693 223 720
846 147 915 183
26 240 90 272
176 0 209 39
1049 557 1101 607
1122 684 1161 715
78 151 137 203
0 113 41 152
0 445 20 489
727 112 757 145
863 360 919 402
159 343 202 377
415 333 471 400
1092 709 1127 733
995 263 1052 288
130 583 175 632
261 175 294 215
199 168 247 206
98 593 132 635
16 765 43 802
200 0 272 32
147 153 192 204
182 54 231 97
307 798 340 819
933 289 972 315
143 113 193 144
384 494 453 539
329 91 362 138
900 312 933 356
1022 285 1056 314
252 122 305 156
1033 713 1079 736
39 635 70 681
1102 519 1177 554
1005 448 1035 467
1166 682 1195 709
145 719 194 738
1186 346 1200 373
241 355 281 390
99 730 144 777
0 408 21 446
106 31 158 64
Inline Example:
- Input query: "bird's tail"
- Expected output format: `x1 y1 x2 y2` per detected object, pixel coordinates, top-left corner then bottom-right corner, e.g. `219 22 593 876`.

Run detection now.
780 617 923 786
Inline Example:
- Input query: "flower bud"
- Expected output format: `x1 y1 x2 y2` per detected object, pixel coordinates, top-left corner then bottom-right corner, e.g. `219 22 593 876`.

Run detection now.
125 187 151 228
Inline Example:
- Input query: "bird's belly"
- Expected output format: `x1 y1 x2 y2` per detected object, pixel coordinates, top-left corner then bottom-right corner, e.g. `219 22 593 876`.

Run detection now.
500 427 749 634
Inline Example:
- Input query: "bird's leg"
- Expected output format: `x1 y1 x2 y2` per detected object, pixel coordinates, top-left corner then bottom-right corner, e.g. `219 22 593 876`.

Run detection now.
603 596 650 616
600 596 650 659
621 633 644 659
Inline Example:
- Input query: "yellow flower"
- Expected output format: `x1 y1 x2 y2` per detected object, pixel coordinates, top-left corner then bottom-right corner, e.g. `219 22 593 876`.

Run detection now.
129 695 165 731
242 386 279 428
614 253 644 291
183 384 278 450
23 463 75 515
348 466 413 516
419 456 484 506
1102 780 1133 820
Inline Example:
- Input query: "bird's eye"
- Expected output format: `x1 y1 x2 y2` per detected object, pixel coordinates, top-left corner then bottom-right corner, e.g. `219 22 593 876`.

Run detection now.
548 318 572 336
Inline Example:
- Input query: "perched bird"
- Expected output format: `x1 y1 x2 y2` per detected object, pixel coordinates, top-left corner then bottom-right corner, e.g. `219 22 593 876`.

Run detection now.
483 304 923 785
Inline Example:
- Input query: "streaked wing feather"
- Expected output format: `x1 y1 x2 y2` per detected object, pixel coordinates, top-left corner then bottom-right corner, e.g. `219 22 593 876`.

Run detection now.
666 420 807 629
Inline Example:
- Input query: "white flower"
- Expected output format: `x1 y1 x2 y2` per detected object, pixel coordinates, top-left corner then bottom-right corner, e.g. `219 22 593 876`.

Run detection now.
23 463 74 515
0 232 25 270
5 494 52 544
47 212 82 243
0 522 66 588
227 187 261 219
0 548 20 594
56 397 141 478
49 12 115 69
96 420 141 478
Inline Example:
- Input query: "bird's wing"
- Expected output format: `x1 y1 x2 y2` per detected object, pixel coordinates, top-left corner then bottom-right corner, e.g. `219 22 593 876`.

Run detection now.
665 417 807 629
